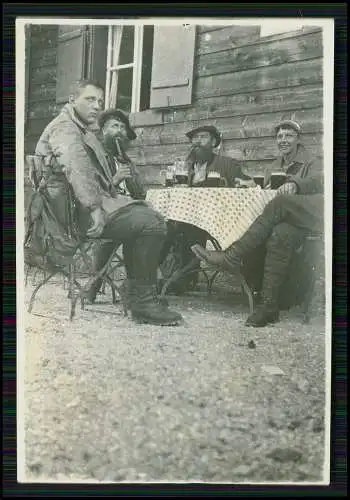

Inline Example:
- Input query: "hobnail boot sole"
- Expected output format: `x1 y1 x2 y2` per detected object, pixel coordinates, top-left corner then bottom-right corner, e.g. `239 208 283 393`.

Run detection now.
245 315 280 328
131 314 183 326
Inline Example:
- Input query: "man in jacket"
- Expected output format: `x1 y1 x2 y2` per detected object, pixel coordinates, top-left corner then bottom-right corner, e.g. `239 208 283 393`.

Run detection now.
160 125 255 294
84 108 147 304
34 79 182 326
191 174 324 327
264 119 316 189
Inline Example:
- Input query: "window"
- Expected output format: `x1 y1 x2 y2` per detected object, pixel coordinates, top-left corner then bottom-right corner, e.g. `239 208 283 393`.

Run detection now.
105 24 197 113
105 25 154 113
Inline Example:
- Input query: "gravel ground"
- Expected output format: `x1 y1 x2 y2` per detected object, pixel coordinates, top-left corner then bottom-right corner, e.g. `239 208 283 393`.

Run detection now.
20 274 329 484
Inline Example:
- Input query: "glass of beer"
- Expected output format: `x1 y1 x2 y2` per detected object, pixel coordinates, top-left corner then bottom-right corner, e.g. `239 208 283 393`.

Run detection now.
174 160 188 185
270 172 287 189
206 170 222 187
253 174 265 188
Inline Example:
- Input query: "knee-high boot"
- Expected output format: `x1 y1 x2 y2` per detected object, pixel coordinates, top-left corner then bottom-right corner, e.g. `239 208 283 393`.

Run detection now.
127 233 183 326
245 225 304 327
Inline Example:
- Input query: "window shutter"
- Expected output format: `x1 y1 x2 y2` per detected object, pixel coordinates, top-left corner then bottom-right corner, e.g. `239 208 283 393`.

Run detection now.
150 25 196 109
86 26 108 86
56 25 89 105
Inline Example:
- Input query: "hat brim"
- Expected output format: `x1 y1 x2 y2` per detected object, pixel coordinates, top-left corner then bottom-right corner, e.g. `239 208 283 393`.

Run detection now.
98 109 137 141
186 127 221 148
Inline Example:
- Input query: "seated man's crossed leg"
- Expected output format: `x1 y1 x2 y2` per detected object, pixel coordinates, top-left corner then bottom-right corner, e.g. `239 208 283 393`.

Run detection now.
192 194 323 327
87 203 183 326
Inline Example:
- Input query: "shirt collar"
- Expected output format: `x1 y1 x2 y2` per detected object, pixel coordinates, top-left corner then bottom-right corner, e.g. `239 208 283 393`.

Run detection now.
276 143 310 169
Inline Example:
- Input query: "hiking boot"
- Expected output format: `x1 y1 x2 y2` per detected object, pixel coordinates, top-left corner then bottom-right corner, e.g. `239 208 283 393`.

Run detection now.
128 281 183 326
245 305 280 327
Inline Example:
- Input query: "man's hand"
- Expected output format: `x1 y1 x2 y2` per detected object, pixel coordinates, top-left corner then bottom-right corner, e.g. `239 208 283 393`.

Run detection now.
112 165 132 186
234 178 257 188
86 207 108 238
277 181 298 195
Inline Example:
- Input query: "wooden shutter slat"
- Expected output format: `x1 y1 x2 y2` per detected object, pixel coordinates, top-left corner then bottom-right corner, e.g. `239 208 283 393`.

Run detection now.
56 25 88 105
150 26 196 109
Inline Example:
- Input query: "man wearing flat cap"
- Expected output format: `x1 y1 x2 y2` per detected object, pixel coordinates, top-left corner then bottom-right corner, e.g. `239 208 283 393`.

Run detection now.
191 119 324 327
159 124 255 294
32 79 183 326
264 119 316 192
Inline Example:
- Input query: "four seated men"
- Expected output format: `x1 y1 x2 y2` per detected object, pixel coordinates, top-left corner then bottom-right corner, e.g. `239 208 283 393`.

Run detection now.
26 78 324 328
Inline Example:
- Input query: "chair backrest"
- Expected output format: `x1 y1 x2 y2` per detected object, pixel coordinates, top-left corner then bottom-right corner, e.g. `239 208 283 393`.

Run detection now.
26 154 45 190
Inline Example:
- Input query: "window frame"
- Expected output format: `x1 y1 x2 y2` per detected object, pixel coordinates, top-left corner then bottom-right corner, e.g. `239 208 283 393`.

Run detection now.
104 25 144 113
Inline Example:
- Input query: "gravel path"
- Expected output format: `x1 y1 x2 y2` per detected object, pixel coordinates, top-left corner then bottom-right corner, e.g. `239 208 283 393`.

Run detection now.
20 279 328 483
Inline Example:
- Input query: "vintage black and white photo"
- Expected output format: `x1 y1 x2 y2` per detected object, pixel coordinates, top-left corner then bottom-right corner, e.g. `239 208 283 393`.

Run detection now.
16 17 334 483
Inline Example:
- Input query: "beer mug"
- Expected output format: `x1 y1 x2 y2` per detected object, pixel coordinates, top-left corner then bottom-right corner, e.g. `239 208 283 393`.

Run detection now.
207 170 222 187
270 172 287 189
253 174 265 189
174 160 188 185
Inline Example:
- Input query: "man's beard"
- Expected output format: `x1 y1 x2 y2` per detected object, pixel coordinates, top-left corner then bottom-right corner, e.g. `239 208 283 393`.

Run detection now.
104 134 128 156
189 146 213 164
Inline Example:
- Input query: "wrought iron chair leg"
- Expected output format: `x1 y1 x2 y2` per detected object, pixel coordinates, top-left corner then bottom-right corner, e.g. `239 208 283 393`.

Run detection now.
208 270 219 295
28 271 58 313
240 275 254 315
160 257 201 297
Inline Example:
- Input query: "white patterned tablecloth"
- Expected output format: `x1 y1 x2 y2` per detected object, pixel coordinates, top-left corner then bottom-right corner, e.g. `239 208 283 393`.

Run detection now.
146 187 278 250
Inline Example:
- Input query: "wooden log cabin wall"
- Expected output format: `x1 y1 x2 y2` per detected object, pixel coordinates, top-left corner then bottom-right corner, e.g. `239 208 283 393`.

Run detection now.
24 24 324 194
128 24 324 187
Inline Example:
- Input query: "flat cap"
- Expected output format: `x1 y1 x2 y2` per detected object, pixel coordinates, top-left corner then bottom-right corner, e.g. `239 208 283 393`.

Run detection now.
274 119 302 135
186 125 222 148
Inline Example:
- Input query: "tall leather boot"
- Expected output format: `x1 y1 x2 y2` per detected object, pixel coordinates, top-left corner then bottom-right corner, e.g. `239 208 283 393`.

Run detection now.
128 233 183 326
128 280 183 326
245 225 303 327
121 241 168 314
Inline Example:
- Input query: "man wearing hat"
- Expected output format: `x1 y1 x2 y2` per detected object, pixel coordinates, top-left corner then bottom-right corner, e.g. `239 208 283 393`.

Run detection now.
191 172 324 327
264 119 315 191
84 107 148 304
159 124 255 294
185 125 254 188
33 79 183 326
191 119 323 327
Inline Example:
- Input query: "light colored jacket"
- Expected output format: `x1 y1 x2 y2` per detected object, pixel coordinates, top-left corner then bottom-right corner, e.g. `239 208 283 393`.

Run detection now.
35 104 145 220
263 143 318 188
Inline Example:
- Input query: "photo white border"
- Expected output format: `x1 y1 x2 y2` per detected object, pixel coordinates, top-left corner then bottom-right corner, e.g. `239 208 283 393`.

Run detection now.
16 16 334 485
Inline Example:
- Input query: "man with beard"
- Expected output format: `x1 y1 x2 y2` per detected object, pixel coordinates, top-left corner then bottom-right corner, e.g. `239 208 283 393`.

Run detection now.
159 125 255 294
32 80 183 326
191 172 324 327
84 108 147 304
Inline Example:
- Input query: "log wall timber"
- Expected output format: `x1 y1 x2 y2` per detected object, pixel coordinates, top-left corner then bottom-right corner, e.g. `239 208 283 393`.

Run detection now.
129 26 324 187
25 25 59 156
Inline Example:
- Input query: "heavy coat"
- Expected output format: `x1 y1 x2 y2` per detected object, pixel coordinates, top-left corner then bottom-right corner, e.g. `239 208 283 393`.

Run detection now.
35 103 146 231
263 143 319 188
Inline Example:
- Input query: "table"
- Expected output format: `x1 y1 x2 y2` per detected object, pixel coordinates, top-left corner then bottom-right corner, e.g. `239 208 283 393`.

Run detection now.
146 187 278 250
146 187 279 309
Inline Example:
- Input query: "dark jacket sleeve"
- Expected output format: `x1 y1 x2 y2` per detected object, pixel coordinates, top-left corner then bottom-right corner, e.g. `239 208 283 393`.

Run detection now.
220 157 252 186
125 163 147 200
293 174 324 195
48 120 103 211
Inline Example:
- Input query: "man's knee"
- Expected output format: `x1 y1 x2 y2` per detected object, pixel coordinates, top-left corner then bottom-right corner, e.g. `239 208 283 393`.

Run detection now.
268 222 304 249
139 206 167 235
